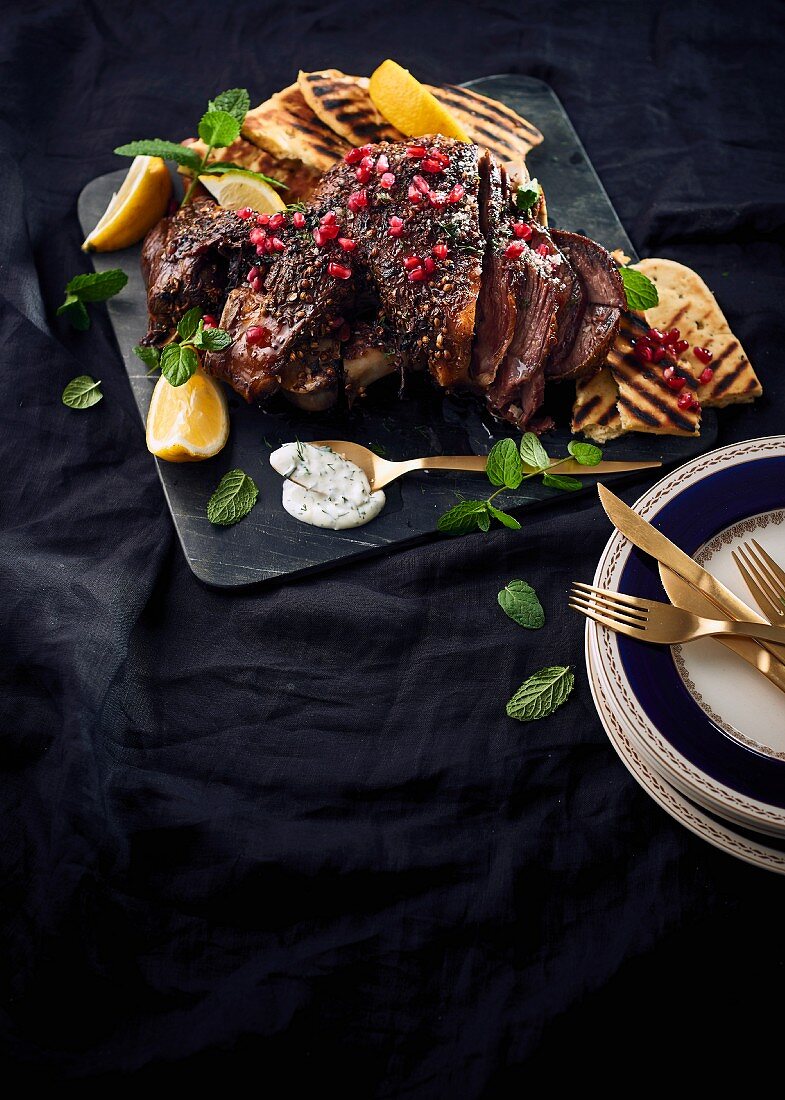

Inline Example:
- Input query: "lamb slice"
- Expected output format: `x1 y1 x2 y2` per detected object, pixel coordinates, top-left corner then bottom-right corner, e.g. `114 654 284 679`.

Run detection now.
527 224 585 373
471 152 517 389
546 229 625 381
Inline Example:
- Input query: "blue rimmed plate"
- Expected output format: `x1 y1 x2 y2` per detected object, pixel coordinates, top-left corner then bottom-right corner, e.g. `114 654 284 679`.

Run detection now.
588 437 785 837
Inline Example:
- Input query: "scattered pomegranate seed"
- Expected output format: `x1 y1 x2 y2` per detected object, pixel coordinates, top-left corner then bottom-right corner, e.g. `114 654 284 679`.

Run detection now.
236 207 254 220
246 266 260 283
408 183 422 203
268 213 285 231
427 148 451 166
663 368 686 391
406 145 426 157
344 147 363 164
292 211 306 229
424 256 436 274
347 189 368 212
535 243 549 257
250 277 262 292
328 261 352 280
421 157 444 174
504 241 525 259
359 143 374 154
694 346 713 365
270 237 285 252
634 344 654 362
318 222 340 241
428 190 445 209
388 216 404 238
647 327 667 343
313 228 328 247
432 242 449 259
338 237 357 252
664 328 680 345
672 339 690 356
512 221 533 240
249 227 267 246
379 172 396 189
355 164 372 184
651 345 668 363
263 239 274 253
246 326 265 346
202 314 216 327
375 154 390 174
408 267 427 282
699 366 714 385
320 211 337 225
412 174 430 194
678 391 700 411
403 255 423 270
256 213 270 226
447 183 464 204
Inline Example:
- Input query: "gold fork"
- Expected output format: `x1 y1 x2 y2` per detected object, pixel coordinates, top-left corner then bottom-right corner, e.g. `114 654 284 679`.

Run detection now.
732 540 785 626
569 582 785 645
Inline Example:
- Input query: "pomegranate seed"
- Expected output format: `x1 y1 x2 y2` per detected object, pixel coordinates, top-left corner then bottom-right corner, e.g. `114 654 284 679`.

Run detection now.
359 144 374 154
427 148 450 166
406 145 426 158
375 154 390 174
647 327 667 343
664 372 686 391
236 207 254 220
338 237 357 252
421 157 444 174
246 326 265 346
250 277 262 293
413 174 430 194
292 211 306 229
424 256 436 274
664 328 680 345
344 147 363 164
447 183 464 204
536 243 549 257
403 255 423 270
408 267 427 282
268 213 285 230
513 221 533 240
388 216 404 238
255 245 265 256
355 165 372 184
428 190 445 208
263 238 273 253
256 213 270 226
347 189 368 212
504 241 525 259
246 266 260 283
432 242 449 259
320 211 337 225
694 346 713 365
678 391 699 411
634 344 654 362
319 223 340 241
270 236 285 252
379 172 396 188
699 366 714 385
328 261 352 280
338 323 351 342
408 184 422 203
673 339 690 356
313 228 327 247
249 227 267 246
651 345 668 363
202 314 216 327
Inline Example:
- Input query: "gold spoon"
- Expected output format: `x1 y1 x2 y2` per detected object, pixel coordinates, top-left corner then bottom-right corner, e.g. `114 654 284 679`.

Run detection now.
312 440 661 491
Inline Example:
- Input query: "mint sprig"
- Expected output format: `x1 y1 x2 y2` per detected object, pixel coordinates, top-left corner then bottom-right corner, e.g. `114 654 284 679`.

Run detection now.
114 88 286 207
57 269 128 330
619 266 659 311
437 433 604 536
135 307 232 386
515 178 540 213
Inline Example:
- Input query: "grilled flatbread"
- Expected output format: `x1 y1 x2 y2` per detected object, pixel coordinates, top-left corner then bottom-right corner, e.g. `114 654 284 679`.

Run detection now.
572 367 625 442
609 312 701 436
182 137 321 200
636 257 762 407
426 83 543 173
298 69 403 146
243 83 348 173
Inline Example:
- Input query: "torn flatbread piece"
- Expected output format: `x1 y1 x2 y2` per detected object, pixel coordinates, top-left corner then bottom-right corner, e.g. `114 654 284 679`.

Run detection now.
426 83 543 175
298 69 403 146
243 83 348 173
572 367 625 442
636 257 762 408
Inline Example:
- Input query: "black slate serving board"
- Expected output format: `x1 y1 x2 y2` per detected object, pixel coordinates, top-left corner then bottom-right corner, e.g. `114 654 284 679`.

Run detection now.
78 74 716 587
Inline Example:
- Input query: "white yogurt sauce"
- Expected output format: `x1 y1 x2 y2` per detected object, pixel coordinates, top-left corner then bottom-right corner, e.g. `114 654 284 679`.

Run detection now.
270 442 386 530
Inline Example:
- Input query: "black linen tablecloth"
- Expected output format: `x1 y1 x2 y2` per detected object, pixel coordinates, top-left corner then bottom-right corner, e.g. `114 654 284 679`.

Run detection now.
2 0 785 1090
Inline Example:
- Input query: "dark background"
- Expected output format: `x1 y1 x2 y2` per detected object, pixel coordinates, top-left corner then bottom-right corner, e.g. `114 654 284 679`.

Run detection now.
2 0 784 1090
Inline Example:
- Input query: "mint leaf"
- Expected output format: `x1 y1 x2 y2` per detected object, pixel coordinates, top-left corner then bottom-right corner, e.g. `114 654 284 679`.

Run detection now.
542 472 582 492
62 375 103 409
567 440 602 466
198 109 241 149
115 139 202 171
437 500 488 534
477 509 491 532
194 327 232 352
65 269 128 302
160 343 198 387
519 432 549 471
176 307 202 343
498 580 544 629
133 345 161 372
486 438 523 489
208 88 250 124
56 297 90 330
515 178 540 212
198 162 288 189
207 469 259 526
506 665 574 722
619 266 659 311
487 504 522 530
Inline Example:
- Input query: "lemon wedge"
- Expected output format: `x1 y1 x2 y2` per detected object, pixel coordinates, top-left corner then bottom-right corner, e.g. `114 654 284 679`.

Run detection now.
146 366 229 462
368 60 469 140
82 155 171 252
198 172 286 213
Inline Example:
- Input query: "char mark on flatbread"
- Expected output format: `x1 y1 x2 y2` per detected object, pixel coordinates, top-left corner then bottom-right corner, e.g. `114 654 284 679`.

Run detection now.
298 69 402 146
243 83 348 173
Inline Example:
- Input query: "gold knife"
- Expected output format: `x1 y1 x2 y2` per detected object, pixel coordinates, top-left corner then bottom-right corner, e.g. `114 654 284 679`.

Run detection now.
659 565 785 694
524 459 662 476
597 483 785 665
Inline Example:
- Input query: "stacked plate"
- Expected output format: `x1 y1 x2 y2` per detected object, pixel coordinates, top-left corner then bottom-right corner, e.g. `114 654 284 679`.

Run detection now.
586 436 785 872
